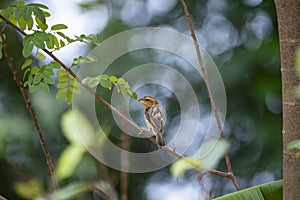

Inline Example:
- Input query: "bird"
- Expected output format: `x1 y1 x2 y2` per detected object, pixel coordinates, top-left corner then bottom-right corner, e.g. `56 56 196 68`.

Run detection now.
138 96 165 147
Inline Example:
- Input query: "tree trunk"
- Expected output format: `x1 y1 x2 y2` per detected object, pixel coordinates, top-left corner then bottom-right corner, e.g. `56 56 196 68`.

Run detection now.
275 0 300 199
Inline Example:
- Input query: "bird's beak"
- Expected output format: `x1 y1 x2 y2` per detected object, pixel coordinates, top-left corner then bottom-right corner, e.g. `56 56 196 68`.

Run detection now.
138 98 143 103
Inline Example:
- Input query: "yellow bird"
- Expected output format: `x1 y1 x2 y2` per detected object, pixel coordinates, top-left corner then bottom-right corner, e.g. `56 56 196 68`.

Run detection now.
138 96 165 147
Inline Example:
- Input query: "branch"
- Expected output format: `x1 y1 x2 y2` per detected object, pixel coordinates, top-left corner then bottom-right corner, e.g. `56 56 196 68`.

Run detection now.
0 26 58 191
0 14 237 182
179 0 240 190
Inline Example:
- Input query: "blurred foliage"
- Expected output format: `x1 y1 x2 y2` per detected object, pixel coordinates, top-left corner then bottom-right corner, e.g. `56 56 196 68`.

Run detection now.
0 0 282 199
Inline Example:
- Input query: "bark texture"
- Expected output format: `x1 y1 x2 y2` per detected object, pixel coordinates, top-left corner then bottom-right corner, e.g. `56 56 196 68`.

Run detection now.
275 1 300 199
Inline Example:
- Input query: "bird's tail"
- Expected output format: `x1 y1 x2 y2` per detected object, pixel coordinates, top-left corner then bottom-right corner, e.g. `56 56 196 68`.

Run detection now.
156 133 165 147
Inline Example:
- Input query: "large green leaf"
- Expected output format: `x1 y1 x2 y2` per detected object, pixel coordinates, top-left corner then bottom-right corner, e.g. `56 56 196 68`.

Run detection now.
55 144 85 181
214 180 282 200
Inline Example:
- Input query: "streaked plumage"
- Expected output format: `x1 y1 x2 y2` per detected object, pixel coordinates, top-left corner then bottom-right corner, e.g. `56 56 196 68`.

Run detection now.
138 96 165 147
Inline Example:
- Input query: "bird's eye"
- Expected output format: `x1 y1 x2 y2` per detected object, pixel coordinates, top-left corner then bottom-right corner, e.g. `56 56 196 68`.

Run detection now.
145 98 149 101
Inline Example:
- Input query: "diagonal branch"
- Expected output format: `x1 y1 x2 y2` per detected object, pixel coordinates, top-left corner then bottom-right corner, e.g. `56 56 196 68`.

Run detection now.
179 0 240 190
0 27 58 191
0 14 237 182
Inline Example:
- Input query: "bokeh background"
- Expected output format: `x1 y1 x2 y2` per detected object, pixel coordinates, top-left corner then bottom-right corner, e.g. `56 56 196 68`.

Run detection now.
0 0 282 199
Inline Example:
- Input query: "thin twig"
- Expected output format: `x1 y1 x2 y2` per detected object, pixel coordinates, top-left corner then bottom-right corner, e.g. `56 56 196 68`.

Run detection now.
179 0 240 190
0 27 58 190
0 14 238 182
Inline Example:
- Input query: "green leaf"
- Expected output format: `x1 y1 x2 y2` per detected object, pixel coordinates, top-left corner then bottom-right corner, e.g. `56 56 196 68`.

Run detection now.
37 52 46 60
296 47 300 79
29 84 40 93
66 90 72 105
14 179 44 199
35 17 48 31
35 182 97 200
57 31 66 39
99 78 112 89
44 77 55 84
56 88 67 100
48 61 60 69
40 82 49 93
51 24 68 31
27 17 34 30
31 66 39 74
287 139 300 150
55 145 85 181
85 77 99 88
57 81 68 89
57 69 67 76
22 38 34 57
131 92 138 99
33 73 43 84
28 3 49 10
120 87 127 97
214 180 282 200
21 59 33 70
109 75 118 82
58 75 69 83
23 68 31 81
18 17 26 29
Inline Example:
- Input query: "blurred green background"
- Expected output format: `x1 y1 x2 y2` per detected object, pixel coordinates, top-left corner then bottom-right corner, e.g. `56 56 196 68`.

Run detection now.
0 0 281 199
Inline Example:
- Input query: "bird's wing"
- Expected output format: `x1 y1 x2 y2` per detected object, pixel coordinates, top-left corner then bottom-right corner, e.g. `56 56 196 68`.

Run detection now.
145 105 165 133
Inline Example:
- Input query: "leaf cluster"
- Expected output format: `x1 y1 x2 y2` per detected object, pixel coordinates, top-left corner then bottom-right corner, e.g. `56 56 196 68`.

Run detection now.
22 59 59 93
0 1 136 104
82 74 137 99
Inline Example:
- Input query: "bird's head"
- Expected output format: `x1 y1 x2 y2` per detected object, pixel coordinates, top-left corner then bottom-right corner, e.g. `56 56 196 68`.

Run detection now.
138 96 158 107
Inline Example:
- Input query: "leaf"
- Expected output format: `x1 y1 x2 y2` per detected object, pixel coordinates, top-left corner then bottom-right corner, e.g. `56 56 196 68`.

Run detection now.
51 24 68 31
296 47 300 79
55 145 85 181
86 77 99 88
36 182 97 200
48 61 61 69
57 31 66 39
21 59 33 70
61 109 95 144
37 52 46 60
214 180 282 200
14 179 44 199
31 66 39 74
44 77 55 84
131 91 138 99
18 16 26 29
40 82 49 92
33 73 43 84
99 78 112 89
22 38 34 57
109 75 118 82
29 84 40 93
57 81 68 89
287 139 300 150
35 17 48 31
56 88 67 100
120 87 127 97
57 69 67 76
27 3 49 10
